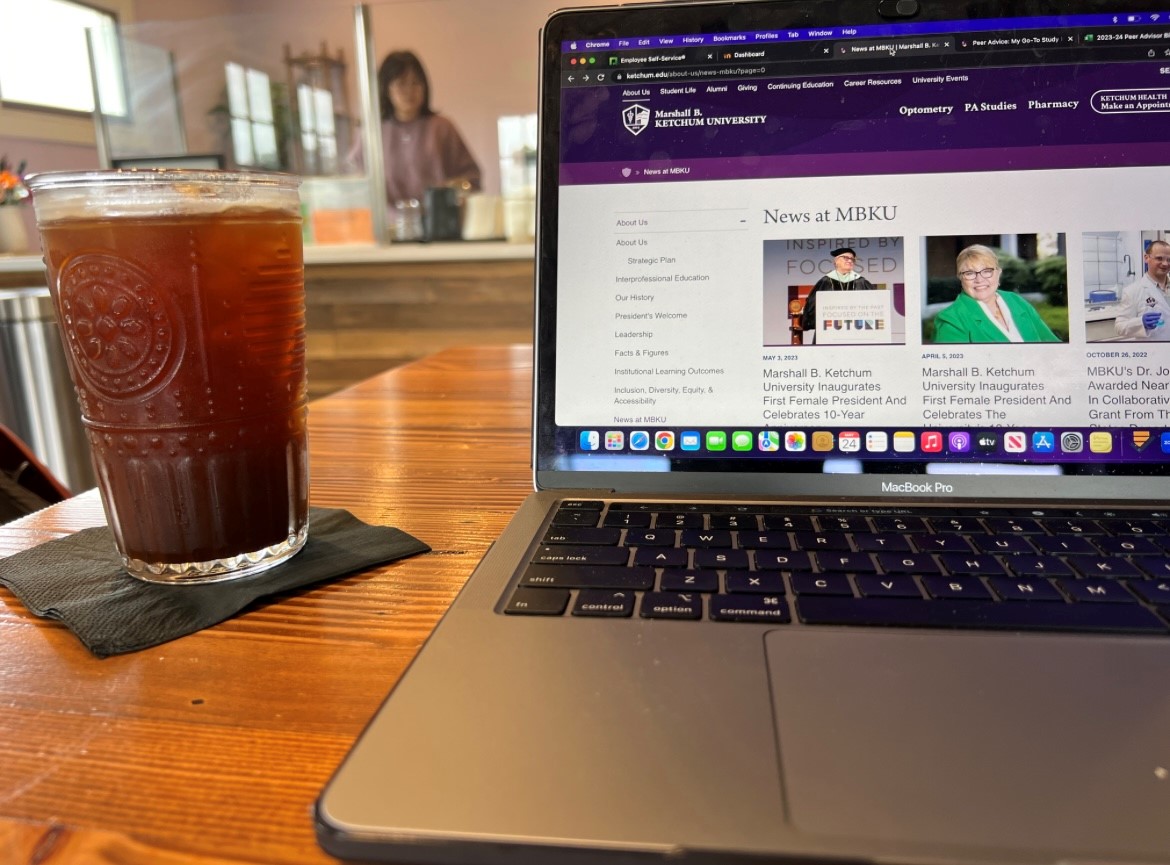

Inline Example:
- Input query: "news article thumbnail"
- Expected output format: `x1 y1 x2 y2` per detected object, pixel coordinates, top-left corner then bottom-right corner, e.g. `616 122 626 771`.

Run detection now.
1083 230 1170 343
921 234 1068 345
762 236 906 346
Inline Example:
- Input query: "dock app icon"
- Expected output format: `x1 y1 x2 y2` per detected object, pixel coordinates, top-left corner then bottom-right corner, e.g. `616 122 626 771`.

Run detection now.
865 431 889 452
839 431 861 452
1061 431 1084 453
812 431 835 452
579 430 600 451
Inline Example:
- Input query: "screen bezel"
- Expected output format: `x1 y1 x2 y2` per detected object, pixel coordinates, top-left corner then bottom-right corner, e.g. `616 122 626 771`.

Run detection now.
533 0 1170 503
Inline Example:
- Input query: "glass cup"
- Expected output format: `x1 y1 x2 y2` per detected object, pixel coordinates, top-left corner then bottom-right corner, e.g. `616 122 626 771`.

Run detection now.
26 169 309 583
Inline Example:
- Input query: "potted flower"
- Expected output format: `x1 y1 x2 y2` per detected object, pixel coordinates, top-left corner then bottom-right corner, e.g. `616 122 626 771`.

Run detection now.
0 156 31 254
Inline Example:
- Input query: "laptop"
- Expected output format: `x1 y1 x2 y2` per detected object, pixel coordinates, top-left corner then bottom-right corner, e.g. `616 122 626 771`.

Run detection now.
317 1 1170 862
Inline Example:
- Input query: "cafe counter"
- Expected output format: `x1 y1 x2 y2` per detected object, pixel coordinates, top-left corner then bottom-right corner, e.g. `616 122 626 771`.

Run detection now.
0 241 536 399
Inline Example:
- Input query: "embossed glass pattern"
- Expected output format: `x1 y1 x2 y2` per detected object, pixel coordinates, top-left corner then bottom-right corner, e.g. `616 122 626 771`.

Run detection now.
28 169 309 583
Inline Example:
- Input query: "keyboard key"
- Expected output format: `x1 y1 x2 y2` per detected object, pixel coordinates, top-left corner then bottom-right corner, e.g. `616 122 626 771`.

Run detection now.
725 572 785 593
795 596 1168 633
972 535 1036 555
853 533 913 553
1050 519 1105 535
938 553 1007 578
922 576 994 600
505 587 570 615
551 510 601 527
1126 579 1170 606
559 500 604 512
911 534 974 554
1099 519 1163 536
533 545 630 566
753 550 813 571
818 515 867 532
762 514 814 531
543 527 623 545
521 565 654 590
1095 536 1163 557
1006 555 1074 578
1068 557 1142 580
694 549 750 570
603 511 652 528
1033 535 1100 556
793 531 850 551
791 573 853 596
983 517 1045 534
988 577 1064 602
681 529 733 548
855 575 922 598
814 551 876 573
641 592 703 620
624 529 675 547
1139 559 1170 578
710 594 790 623
572 590 635 617
876 552 940 575
927 516 984 534
711 513 760 530
661 570 719 592
871 515 928 532
1057 579 1138 604
656 512 703 529
737 532 792 550
633 548 688 568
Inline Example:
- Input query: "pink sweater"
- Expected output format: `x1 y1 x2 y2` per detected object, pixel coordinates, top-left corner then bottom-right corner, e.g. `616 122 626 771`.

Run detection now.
381 114 481 204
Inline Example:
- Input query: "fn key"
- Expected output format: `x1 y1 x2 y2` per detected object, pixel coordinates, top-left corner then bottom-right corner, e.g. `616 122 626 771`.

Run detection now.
505 587 570 615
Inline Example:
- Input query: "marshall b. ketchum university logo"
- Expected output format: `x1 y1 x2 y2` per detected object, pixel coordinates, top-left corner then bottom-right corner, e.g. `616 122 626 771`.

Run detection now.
622 102 650 136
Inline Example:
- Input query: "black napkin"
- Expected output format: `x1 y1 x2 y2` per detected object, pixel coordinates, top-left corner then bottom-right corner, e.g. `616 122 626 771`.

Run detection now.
0 507 430 657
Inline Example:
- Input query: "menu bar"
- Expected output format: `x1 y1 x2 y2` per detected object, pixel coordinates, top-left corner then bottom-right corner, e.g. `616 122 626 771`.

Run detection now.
560 12 1170 52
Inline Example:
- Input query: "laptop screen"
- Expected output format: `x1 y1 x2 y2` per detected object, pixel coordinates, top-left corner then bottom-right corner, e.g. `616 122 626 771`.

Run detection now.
535 0 1170 501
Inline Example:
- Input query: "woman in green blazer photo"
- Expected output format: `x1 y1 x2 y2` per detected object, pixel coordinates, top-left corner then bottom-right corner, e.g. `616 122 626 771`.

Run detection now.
933 244 1060 344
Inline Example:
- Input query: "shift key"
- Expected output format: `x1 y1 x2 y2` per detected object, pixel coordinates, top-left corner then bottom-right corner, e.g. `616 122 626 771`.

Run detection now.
521 564 655 590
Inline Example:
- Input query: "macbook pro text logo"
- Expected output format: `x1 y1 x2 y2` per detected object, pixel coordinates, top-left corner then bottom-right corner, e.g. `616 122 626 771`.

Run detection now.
881 481 956 494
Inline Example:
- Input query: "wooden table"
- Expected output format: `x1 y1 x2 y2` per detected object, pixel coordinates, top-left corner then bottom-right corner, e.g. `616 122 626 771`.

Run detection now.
0 345 534 864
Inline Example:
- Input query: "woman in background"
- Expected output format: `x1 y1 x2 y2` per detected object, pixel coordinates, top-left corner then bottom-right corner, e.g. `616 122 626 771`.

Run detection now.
377 50 481 208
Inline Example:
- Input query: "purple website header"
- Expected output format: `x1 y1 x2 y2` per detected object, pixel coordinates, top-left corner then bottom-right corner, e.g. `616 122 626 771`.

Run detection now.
559 12 1169 51
559 62 1170 184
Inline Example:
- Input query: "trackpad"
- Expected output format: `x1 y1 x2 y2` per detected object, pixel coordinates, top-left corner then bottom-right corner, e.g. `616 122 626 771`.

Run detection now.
765 629 1170 854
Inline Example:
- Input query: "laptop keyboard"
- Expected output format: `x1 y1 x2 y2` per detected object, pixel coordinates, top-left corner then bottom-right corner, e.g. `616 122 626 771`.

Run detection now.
502 501 1170 634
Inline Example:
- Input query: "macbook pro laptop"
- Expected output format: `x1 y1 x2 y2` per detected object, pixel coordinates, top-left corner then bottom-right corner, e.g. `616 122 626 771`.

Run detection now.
317 2 1170 862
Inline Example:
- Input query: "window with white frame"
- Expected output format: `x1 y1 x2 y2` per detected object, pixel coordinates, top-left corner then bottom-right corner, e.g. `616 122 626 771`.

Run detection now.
225 62 279 169
0 0 127 116
296 84 337 175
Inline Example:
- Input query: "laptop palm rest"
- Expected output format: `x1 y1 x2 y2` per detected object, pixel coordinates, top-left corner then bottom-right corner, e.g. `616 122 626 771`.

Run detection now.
764 629 1170 856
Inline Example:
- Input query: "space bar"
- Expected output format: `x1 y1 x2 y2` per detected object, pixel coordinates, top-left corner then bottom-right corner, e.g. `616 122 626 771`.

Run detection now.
796 597 1169 634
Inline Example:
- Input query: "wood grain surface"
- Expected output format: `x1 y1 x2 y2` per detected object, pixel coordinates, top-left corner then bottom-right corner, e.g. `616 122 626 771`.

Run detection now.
0 345 535 865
